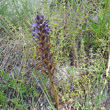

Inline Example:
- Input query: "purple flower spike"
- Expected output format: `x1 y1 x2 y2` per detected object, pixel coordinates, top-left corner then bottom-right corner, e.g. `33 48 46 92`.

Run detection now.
31 12 52 40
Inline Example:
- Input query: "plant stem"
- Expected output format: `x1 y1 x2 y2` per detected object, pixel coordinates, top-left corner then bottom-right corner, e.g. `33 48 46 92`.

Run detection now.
47 67 59 110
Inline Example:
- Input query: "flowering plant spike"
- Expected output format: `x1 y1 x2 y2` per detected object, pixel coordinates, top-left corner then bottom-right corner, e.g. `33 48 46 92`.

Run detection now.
31 12 59 109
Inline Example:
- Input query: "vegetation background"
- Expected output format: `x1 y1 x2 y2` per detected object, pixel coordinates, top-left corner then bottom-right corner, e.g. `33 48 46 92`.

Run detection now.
0 0 110 110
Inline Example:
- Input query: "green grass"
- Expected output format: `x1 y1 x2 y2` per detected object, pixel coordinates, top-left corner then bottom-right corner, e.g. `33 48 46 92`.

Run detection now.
0 0 110 109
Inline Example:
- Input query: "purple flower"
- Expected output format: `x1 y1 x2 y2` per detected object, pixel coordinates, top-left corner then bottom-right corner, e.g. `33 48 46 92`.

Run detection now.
45 26 52 32
35 13 44 24
31 12 52 40
30 22 36 27
44 20 49 25
33 27 38 33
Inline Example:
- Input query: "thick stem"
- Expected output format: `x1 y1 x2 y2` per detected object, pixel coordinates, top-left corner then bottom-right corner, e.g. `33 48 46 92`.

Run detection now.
47 68 59 110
